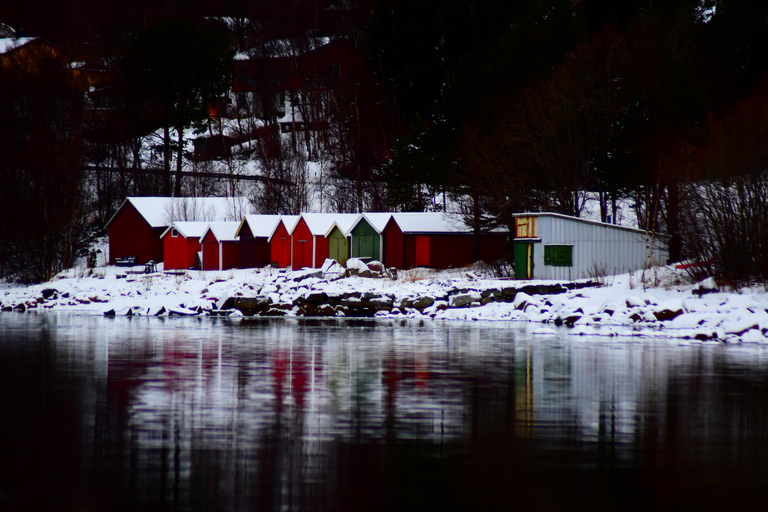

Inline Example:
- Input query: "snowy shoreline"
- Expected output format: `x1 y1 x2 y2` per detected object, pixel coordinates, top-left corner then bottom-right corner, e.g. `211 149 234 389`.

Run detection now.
2 262 768 345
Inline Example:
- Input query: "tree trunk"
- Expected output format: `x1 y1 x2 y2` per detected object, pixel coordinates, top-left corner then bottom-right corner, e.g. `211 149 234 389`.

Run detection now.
174 124 184 196
163 125 171 195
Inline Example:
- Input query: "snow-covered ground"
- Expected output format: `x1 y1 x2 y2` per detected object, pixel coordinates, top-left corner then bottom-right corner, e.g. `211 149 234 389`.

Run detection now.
2 260 768 345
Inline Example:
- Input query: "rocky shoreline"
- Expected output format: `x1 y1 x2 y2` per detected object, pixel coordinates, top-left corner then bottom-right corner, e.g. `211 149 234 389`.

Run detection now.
3 259 768 344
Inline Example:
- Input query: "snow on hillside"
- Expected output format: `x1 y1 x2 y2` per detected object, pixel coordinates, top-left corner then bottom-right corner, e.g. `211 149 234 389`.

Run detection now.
2 262 768 345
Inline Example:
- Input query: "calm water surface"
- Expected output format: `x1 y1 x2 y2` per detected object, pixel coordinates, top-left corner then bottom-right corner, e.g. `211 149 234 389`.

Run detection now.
1 312 767 511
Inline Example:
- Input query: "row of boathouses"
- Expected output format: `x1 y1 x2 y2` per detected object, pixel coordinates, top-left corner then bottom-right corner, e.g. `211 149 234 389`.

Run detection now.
106 197 668 279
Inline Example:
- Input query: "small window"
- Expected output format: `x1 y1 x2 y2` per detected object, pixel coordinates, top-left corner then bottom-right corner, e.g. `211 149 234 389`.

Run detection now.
171 228 178 238
544 245 572 266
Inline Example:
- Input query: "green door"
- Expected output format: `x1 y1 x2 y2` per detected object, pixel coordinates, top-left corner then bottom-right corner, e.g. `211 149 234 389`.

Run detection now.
357 235 375 260
328 227 349 266
514 242 534 279
351 219 380 261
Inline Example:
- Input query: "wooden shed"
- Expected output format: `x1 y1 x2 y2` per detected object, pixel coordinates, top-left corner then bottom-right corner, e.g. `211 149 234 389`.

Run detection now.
291 213 359 270
201 222 241 271
511 212 669 280
106 196 241 265
349 213 392 262
160 221 209 270
382 212 508 269
236 215 283 268
269 215 300 268
327 224 350 266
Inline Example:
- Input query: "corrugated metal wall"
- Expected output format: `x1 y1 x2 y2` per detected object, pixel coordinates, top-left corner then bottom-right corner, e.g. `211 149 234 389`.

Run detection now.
533 215 669 280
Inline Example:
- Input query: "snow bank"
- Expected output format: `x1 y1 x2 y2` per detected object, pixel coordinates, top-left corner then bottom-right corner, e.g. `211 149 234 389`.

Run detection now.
2 264 768 345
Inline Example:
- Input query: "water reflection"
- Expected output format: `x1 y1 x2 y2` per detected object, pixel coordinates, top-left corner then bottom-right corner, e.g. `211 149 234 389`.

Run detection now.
1 313 767 511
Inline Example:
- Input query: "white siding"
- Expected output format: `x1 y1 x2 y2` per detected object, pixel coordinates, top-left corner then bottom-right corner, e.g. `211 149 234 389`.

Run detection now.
523 214 668 280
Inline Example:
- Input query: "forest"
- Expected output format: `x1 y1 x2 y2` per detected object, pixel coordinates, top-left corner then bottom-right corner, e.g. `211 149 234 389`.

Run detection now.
1 0 767 284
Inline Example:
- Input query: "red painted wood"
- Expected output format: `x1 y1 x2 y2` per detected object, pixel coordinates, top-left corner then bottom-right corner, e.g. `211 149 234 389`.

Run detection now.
415 236 430 267
108 202 164 264
162 231 201 270
314 235 329 268
270 221 292 268
221 241 240 270
382 218 404 269
202 231 220 271
291 219 314 270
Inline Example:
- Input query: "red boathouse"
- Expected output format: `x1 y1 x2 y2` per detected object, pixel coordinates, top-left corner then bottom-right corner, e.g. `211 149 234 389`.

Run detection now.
382 212 508 269
160 221 209 270
291 213 359 270
106 197 242 265
200 222 241 271
236 214 283 268
269 215 300 268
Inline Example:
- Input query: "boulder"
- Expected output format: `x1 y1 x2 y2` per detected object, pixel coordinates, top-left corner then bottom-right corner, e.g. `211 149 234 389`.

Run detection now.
449 292 483 308
234 296 272 315
411 296 435 309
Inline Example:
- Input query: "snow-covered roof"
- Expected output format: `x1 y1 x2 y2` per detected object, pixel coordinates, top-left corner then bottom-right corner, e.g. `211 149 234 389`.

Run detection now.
352 212 392 234
511 212 670 237
202 222 241 243
300 213 359 237
160 221 210 240
236 214 283 238
106 197 244 229
268 215 301 241
0 37 37 55
389 212 472 234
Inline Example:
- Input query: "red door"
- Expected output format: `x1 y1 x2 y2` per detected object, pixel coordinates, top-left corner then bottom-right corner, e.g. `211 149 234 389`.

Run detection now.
203 240 219 270
294 239 311 269
415 236 430 267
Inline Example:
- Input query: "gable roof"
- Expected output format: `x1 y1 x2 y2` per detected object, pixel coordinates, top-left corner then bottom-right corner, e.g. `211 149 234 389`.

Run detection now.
201 222 241 243
267 215 301 242
106 197 245 229
351 212 392 234
236 214 283 239
299 213 359 237
323 214 363 237
160 221 210 240
511 212 671 237
389 212 472 234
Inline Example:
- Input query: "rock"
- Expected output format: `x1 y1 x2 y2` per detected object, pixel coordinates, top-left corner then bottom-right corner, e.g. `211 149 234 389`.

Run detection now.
261 308 288 317
304 291 329 303
41 288 58 300
449 292 483 308
411 296 434 309
314 304 336 316
219 297 236 310
367 260 385 273
292 268 324 281
234 296 272 315
561 310 583 326
103 309 115 317
652 299 685 321
346 258 368 272
366 295 394 311
625 296 646 308
654 308 683 321
513 292 534 311
323 262 346 280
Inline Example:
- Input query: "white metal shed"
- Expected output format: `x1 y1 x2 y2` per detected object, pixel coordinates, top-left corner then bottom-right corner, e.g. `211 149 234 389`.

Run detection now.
512 212 669 280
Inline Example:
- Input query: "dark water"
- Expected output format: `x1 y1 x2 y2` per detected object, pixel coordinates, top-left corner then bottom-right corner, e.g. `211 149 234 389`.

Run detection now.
1 313 768 512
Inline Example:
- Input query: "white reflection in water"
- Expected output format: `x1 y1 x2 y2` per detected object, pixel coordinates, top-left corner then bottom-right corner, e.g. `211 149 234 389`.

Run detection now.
2 313 768 511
